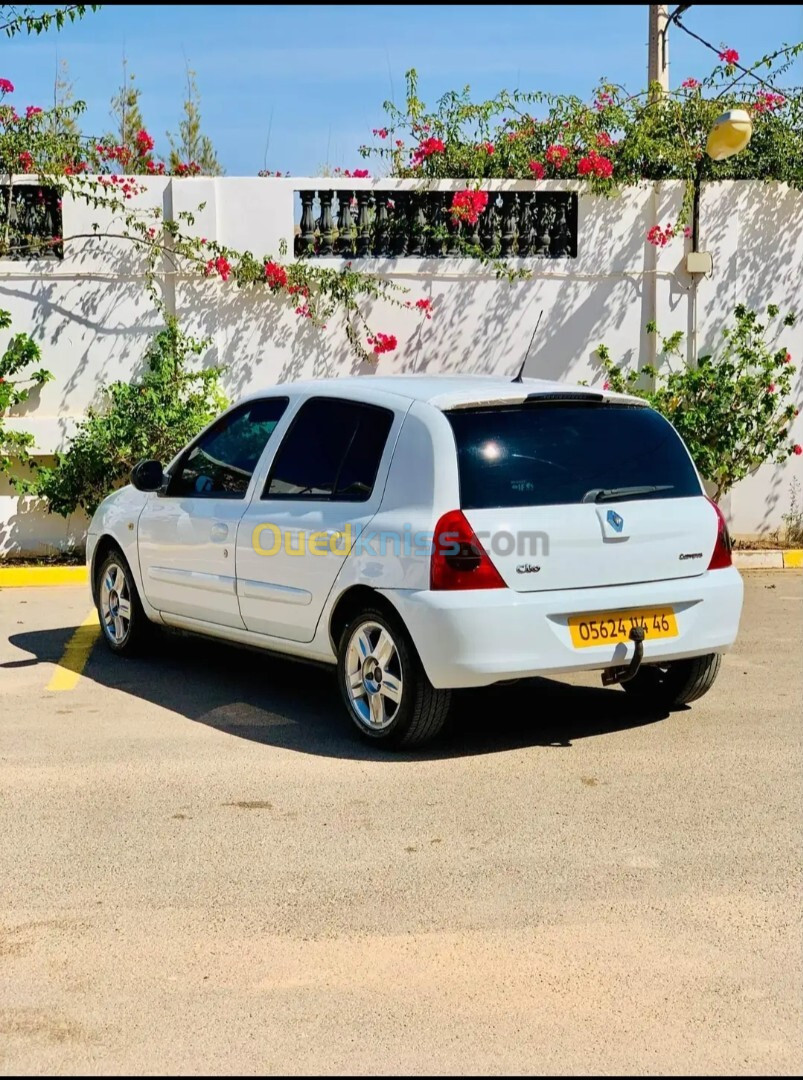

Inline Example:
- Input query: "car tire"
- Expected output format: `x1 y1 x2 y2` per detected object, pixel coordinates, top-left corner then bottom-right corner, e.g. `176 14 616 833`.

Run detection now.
95 546 154 656
623 653 722 708
337 607 451 748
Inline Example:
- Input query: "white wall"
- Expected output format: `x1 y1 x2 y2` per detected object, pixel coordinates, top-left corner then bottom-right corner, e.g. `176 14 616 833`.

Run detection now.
1 177 801 554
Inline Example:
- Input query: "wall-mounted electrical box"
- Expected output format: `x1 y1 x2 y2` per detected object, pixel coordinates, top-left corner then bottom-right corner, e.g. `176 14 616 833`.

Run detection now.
685 251 713 275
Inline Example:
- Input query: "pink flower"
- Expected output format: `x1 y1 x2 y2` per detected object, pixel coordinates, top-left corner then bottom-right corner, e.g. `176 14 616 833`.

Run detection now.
352 168 370 178
366 332 397 355
264 260 288 289
594 91 614 112
753 91 786 113
603 381 611 391
719 48 739 65
794 444 802 456
372 128 388 139
25 105 42 118
768 383 776 393
528 160 545 179
545 144 570 169
684 226 692 238
681 78 700 90
784 352 792 364
0 77 14 94
595 132 613 149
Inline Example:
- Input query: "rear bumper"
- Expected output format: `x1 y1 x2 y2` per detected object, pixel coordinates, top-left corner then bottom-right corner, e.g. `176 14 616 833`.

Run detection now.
380 567 744 689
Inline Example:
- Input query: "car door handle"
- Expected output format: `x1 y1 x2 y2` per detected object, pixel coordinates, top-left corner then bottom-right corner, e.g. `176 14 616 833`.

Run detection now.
210 522 229 542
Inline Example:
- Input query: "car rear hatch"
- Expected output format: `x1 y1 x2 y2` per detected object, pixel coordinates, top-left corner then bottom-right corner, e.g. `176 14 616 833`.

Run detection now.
444 396 718 592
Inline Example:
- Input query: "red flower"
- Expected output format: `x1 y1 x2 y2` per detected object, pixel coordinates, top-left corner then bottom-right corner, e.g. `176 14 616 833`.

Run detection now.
479 141 494 155
215 256 231 281
411 136 445 167
784 352 792 364
528 160 545 179
594 91 614 112
647 223 675 247
767 383 776 393
545 144 569 169
366 332 397 355
450 188 489 226
264 260 288 289
577 150 613 179
595 132 613 149
352 168 370 178
794 444 802 456
135 128 155 153
25 105 42 118
395 139 404 148
603 381 611 391
753 91 786 113
681 78 700 89
684 226 692 238
372 128 388 139
719 48 739 65
0 78 14 94
294 304 312 318
18 149 34 172
415 298 433 319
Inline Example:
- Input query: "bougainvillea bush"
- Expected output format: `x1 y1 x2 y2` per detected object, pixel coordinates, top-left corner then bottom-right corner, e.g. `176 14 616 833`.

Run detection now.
596 305 801 502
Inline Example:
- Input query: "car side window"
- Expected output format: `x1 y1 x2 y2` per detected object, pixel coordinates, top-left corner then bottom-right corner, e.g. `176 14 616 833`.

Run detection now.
263 398 394 501
169 397 289 499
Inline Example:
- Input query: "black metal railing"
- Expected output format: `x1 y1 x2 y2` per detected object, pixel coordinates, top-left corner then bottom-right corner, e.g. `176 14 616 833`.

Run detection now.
294 189 577 259
0 185 63 260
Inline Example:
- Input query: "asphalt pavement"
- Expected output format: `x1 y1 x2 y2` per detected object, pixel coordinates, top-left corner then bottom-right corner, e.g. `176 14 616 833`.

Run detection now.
1 571 801 1075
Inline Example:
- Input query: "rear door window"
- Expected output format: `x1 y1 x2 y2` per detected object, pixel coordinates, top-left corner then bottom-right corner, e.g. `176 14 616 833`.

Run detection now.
263 397 394 501
445 403 702 509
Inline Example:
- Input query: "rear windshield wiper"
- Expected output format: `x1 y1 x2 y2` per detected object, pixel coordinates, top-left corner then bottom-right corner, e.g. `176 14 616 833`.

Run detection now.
582 484 674 503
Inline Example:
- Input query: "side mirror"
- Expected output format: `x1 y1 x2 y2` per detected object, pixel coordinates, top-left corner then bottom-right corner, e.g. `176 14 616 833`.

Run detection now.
131 459 165 492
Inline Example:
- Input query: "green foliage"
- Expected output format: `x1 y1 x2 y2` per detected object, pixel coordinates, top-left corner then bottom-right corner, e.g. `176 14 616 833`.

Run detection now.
35 318 228 516
597 305 800 502
44 58 80 138
0 308 54 475
167 66 223 176
0 4 98 38
104 54 146 159
361 49 803 200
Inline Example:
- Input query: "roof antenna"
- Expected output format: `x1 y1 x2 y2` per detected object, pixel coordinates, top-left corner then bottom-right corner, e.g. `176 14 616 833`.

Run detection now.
512 310 543 383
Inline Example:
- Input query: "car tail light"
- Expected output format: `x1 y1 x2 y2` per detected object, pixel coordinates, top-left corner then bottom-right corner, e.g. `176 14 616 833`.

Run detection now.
706 496 733 570
430 509 506 591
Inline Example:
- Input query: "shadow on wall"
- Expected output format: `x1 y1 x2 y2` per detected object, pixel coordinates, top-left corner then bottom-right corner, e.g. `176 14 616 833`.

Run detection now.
697 182 803 534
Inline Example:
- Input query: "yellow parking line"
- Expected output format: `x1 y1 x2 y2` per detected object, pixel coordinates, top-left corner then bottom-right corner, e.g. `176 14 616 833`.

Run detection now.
47 611 100 692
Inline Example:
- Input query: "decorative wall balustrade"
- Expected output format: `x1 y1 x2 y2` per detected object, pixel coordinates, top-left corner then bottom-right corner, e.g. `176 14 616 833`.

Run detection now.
294 188 578 259
0 185 63 260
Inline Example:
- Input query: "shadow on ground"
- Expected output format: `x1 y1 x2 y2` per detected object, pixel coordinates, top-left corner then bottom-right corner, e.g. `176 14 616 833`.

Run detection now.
9 623 670 761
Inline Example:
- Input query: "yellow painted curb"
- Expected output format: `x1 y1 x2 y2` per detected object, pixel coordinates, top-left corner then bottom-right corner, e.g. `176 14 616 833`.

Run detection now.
0 565 88 587
783 549 803 568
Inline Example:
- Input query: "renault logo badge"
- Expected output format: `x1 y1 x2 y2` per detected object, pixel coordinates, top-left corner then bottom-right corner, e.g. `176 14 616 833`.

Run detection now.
606 509 624 533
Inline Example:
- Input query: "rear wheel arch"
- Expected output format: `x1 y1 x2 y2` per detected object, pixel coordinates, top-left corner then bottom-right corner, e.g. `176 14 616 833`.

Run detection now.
328 585 401 653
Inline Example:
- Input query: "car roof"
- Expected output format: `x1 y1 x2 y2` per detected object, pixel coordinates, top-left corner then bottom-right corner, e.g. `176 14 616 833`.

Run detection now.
240 374 645 411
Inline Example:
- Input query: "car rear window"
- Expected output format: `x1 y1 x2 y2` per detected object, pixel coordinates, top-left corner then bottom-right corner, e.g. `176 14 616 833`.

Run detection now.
445 402 703 509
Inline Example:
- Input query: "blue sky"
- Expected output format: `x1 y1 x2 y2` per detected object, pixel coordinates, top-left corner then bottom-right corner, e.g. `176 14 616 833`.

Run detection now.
6 4 802 175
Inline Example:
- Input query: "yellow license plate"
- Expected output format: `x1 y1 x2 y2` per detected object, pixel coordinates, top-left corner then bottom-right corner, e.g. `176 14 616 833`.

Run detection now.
568 607 678 648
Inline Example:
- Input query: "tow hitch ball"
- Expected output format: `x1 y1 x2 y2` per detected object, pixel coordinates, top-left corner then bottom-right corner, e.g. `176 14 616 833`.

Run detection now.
601 625 646 687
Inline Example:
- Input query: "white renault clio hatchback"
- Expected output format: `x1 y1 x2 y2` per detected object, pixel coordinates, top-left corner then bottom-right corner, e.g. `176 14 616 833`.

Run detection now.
87 375 743 748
